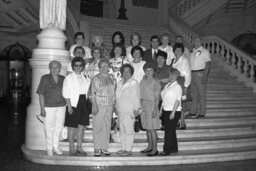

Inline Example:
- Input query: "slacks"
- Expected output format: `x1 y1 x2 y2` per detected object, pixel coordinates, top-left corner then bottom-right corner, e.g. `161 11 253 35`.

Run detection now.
44 106 66 151
92 104 113 149
119 114 135 151
190 71 206 116
162 110 181 153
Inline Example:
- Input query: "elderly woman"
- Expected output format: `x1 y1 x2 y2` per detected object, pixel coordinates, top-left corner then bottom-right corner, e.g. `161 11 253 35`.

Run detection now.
159 68 182 156
109 43 128 83
91 35 110 59
155 51 170 90
130 46 146 83
37 60 66 156
84 47 102 79
63 57 91 155
172 43 191 129
158 33 176 66
126 33 146 63
115 64 141 156
89 58 116 156
140 62 161 156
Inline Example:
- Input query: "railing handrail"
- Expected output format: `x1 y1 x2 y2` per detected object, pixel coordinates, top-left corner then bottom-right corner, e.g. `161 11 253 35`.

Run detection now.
203 35 256 64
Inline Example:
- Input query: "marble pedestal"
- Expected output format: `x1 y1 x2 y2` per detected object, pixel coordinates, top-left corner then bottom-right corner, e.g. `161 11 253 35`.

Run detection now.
25 28 70 150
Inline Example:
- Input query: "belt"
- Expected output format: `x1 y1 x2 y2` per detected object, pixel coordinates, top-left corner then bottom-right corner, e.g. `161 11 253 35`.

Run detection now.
191 69 205 72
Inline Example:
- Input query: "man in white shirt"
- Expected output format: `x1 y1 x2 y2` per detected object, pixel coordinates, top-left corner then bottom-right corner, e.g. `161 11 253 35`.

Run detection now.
187 37 211 119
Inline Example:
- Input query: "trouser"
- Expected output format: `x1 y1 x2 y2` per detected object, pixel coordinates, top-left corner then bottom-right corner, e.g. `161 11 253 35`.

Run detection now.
119 114 135 151
92 104 113 149
44 106 66 151
162 110 181 153
190 71 206 115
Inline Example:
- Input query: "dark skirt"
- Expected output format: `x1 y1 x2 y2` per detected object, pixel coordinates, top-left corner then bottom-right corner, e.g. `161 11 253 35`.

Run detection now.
65 95 90 128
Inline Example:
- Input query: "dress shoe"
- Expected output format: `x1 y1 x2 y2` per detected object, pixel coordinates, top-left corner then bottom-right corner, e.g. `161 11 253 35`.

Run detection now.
100 149 111 155
185 113 196 119
120 151 132 156
196 114 205 119
140 148 152 153
77 149 87 156
46 150 53 156
179 124 186 130
53 148 63 155
94 149 101 156
116 150 125 154
147 151 158 157
159 152 170 156
171 150 178 153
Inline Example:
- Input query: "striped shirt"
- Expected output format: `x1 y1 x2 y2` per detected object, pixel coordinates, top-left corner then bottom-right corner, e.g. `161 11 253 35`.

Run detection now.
88 73 116 106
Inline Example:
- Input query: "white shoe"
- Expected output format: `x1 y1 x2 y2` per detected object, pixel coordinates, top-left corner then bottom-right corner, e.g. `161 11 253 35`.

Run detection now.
46 150 53 156
54 148 63 155
116 150 125 154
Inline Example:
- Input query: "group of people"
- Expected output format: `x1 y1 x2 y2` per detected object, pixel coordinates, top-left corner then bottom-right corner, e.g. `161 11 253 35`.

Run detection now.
36 31 211 157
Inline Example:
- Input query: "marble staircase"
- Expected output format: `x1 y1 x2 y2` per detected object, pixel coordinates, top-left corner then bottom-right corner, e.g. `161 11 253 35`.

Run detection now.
22 52 256 166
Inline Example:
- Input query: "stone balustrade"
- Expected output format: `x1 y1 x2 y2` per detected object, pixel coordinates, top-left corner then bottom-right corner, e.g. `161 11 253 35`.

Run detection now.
172 0 205 16
168 11 256 91
203 36 256 90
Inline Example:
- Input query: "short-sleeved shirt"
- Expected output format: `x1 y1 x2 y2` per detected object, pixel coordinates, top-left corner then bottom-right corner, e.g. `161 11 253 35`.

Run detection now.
161 81 182 111
37 74 66 107
190 46 211 70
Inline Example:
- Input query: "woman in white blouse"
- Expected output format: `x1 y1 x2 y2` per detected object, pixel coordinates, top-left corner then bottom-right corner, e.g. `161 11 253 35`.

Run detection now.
172 43 191 129
130 46 146 83
115 64 141 156
63 57 91 155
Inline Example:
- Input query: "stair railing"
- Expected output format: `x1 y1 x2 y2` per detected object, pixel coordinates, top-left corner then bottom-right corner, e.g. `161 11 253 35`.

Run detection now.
171 0 205 17
168 9 256 91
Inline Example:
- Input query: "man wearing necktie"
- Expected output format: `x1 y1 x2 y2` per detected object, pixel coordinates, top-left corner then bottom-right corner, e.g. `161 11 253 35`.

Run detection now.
143 35 165 70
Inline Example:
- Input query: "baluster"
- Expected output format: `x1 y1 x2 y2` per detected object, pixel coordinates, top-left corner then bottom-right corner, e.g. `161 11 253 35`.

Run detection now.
231 51 237 69
211 42 215 54
244 60 249 78
237 55 243 74
216 42 220 54
251 64 256 83
226 49 230 65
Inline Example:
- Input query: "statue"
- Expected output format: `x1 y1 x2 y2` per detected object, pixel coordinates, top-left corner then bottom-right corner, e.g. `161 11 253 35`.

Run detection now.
39 0 67 30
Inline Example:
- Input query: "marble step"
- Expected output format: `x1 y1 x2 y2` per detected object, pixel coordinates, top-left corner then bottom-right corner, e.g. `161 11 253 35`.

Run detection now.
57 137 256 152
207 96 256 100
21 145 256 166
206 100 255 105
80 126 256 141
206 89 253 94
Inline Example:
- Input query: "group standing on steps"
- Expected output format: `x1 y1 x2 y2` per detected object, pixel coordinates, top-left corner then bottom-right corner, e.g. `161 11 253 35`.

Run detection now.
37 31 211 157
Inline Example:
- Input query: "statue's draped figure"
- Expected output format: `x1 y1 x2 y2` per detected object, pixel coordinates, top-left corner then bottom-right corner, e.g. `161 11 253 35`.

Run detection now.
40 0 67 30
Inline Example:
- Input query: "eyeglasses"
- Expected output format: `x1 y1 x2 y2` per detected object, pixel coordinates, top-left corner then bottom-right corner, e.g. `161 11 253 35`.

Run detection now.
74 64 83 67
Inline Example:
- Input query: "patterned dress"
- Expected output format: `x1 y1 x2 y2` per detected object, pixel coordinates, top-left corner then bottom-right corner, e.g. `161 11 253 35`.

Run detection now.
140 78 161 130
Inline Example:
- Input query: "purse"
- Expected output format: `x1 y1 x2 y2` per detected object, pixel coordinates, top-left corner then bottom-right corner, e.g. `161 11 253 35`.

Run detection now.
134 116 141 132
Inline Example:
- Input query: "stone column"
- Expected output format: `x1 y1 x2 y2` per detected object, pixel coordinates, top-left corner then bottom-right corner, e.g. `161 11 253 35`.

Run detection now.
25 0 69 150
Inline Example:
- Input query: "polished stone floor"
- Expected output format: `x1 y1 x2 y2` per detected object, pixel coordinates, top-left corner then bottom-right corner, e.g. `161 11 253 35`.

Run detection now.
1 99 256 171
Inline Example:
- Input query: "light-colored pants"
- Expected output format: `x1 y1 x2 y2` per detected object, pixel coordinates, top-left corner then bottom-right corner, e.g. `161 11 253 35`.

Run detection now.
190 71 206 115
92 105 113 150
119 114 135 152
44 106 66 151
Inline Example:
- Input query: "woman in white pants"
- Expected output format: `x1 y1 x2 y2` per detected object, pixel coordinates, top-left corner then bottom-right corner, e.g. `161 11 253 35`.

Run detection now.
37 60 66 156
115 64 141 156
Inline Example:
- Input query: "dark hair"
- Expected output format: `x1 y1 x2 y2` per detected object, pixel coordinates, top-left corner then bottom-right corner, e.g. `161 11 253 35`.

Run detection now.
110 43 126 58
131 45 144 58
73 46 85 56
91 46 102 58
121 64 135 76
71 57 85 70
173 43 185 53
175 35 183 41
169 68 181 79
112 31 125 46
150 35 160 42
74 32 85 40
130 33 142 45
143 62 154 71
156 51 167 60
